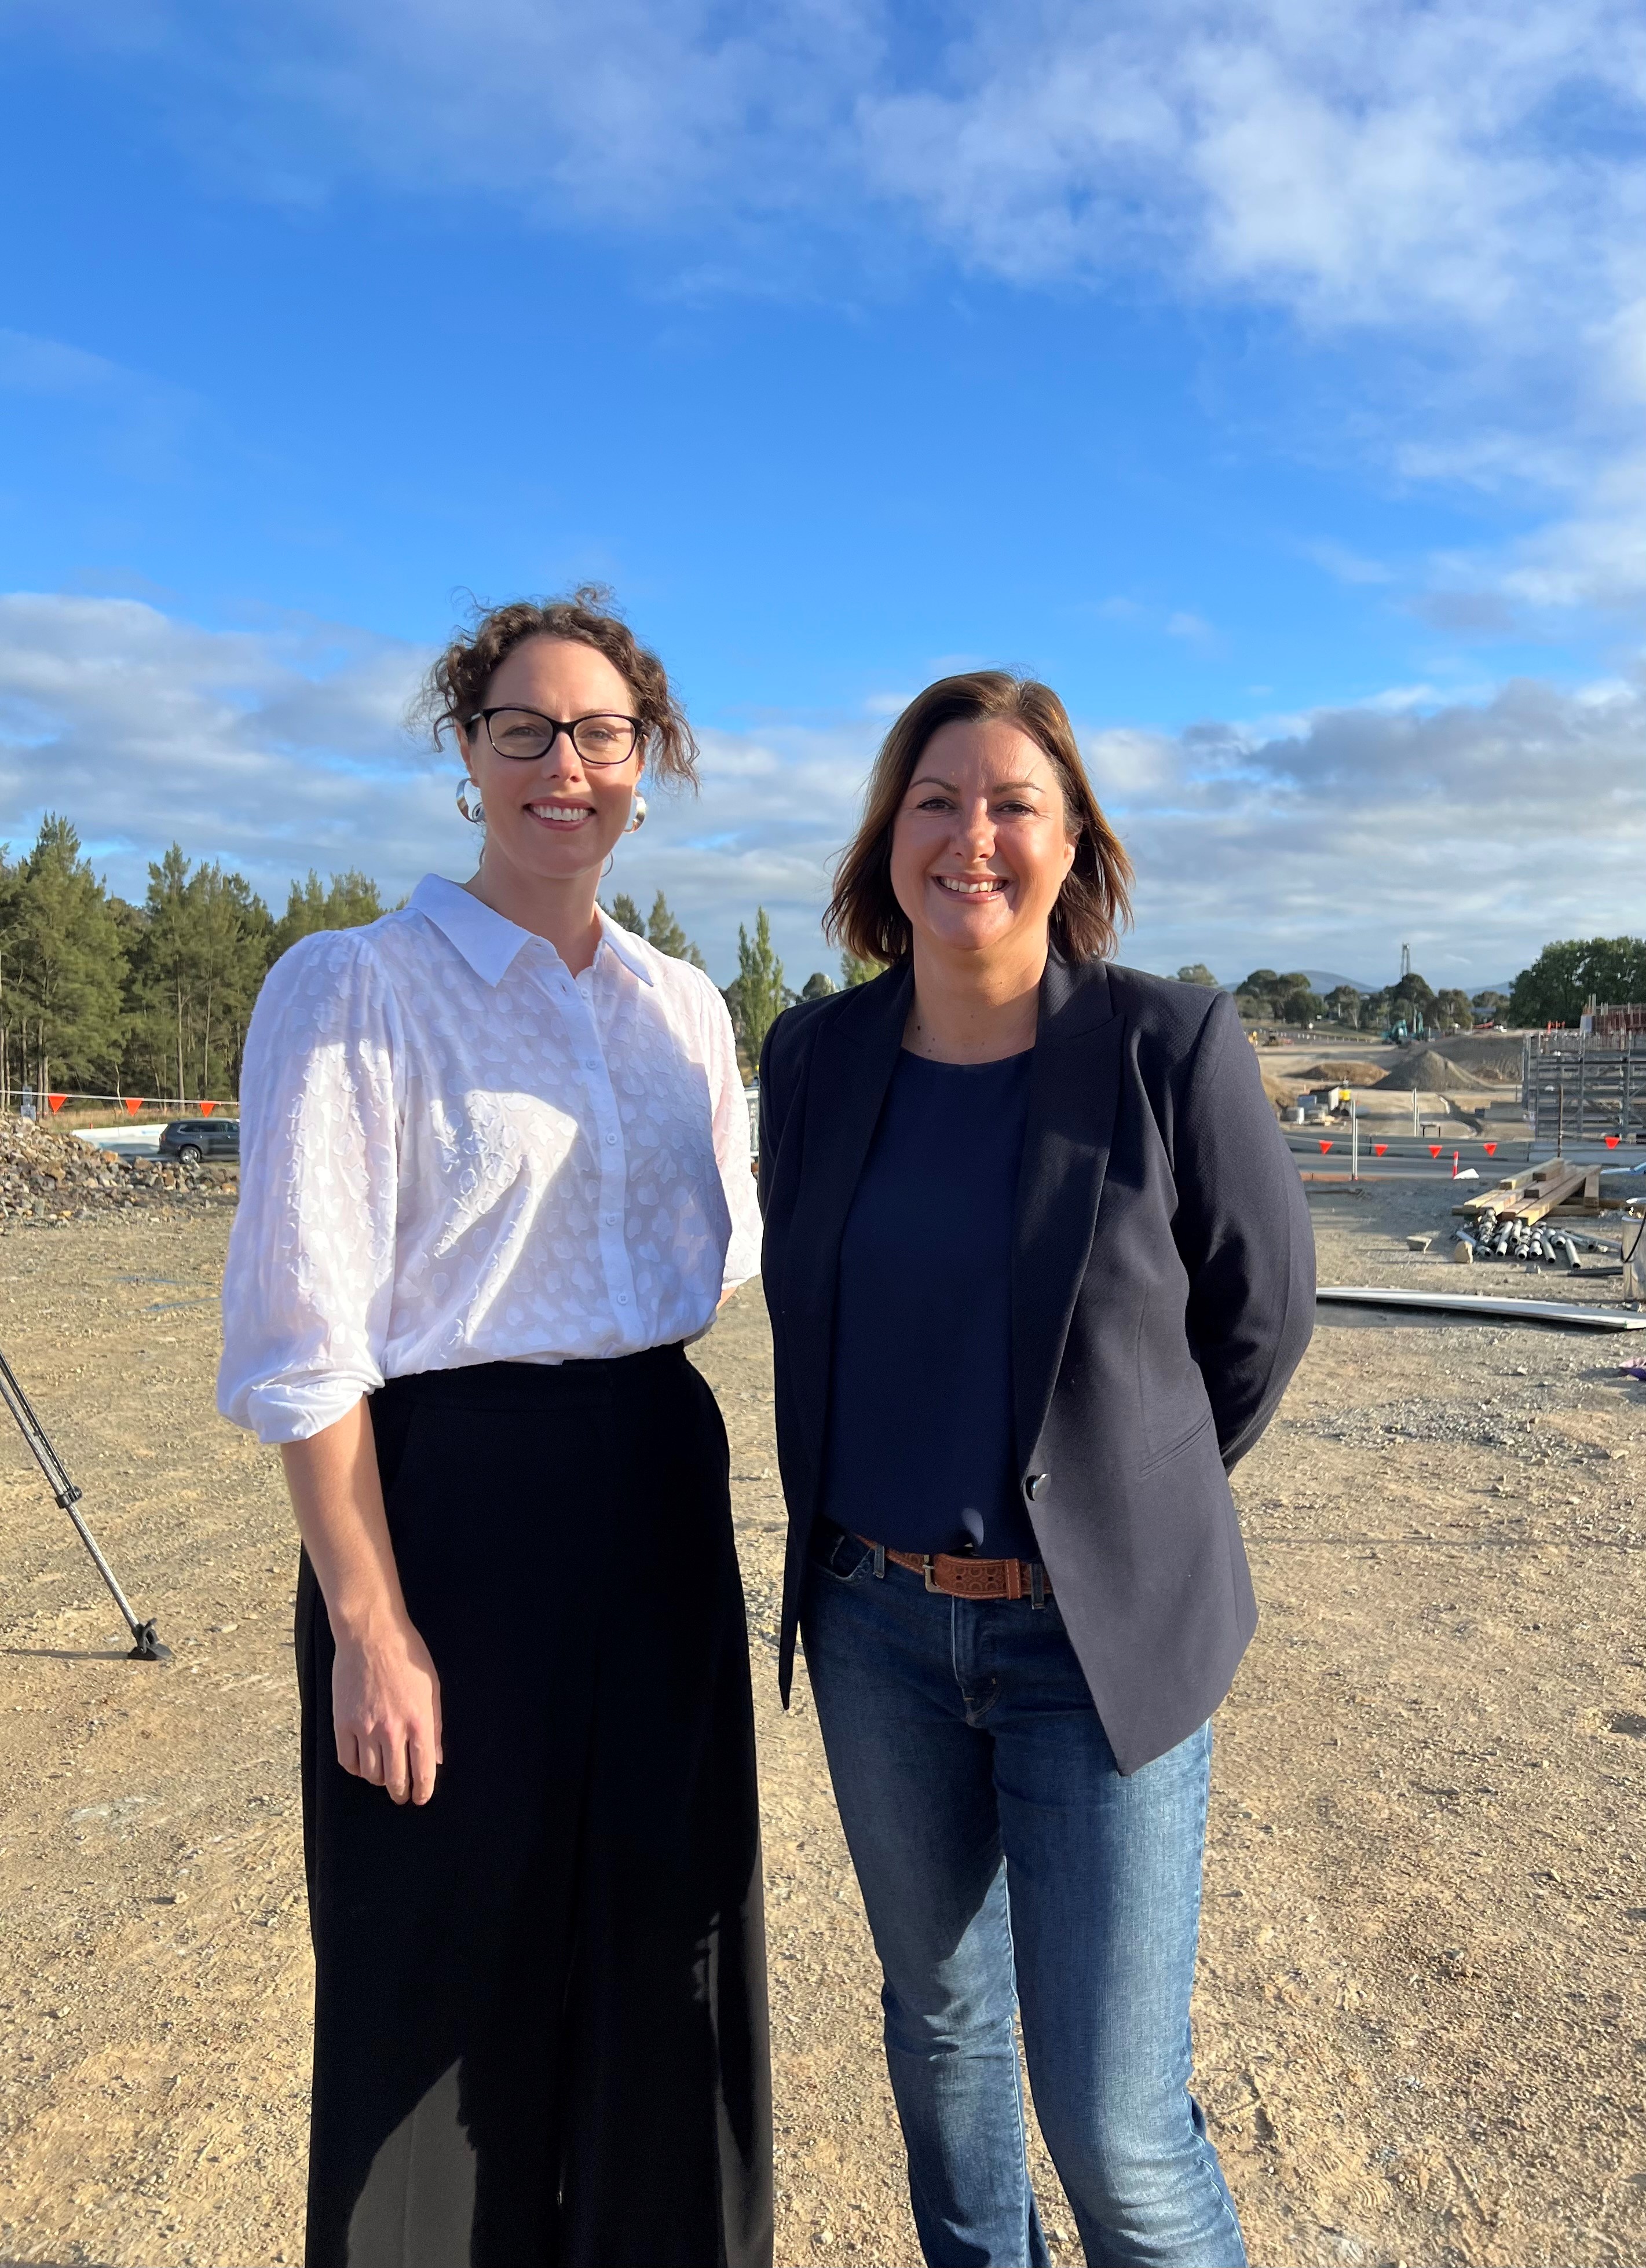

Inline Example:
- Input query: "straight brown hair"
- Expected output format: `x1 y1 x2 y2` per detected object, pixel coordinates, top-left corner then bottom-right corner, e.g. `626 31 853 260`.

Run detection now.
826 671 1133 967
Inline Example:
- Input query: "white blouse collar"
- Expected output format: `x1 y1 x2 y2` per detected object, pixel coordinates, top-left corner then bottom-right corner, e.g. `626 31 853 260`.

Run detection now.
409 874 654 990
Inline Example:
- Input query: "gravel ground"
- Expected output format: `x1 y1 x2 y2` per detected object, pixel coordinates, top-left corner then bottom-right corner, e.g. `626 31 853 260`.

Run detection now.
0 1180 1643 2266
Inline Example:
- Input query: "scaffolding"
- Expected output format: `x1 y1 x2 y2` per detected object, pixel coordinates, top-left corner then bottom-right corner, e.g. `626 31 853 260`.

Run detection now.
1522 1030 1646 1147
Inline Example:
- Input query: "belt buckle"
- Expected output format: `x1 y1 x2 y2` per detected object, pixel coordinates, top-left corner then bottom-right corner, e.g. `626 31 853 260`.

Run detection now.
921 1555 939 1594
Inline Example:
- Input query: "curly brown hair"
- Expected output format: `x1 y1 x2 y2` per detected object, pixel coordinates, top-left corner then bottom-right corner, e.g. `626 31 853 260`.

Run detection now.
415 585 698 786
826 671 1133 966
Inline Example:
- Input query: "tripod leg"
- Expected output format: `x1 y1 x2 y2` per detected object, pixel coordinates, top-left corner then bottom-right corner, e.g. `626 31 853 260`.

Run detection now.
0 1343 171 1663
63 1499 171 1662
130 1618 172 1664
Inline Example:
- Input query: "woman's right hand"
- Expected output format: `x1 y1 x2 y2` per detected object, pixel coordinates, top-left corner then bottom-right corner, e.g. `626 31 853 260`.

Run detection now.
331 1615 443 1805
279 1401 444 1806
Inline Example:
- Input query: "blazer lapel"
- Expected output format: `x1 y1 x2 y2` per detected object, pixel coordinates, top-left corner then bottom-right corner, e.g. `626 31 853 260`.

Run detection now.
1012 955 1125 1470
780 962 912 1483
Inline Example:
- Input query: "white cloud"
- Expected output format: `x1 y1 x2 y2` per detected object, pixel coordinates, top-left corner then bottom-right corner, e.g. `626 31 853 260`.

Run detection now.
0 592 870 981
853 2 1646 329
27 0 1646 617
1 591 1638 995
0 590 443 900
1096 670 1646 986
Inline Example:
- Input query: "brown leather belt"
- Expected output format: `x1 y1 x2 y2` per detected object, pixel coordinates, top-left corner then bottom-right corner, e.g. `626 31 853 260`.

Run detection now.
857 1534 1052 1602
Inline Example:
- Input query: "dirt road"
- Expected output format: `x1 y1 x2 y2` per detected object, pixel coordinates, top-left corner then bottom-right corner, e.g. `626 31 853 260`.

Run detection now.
1 1186 1643 2265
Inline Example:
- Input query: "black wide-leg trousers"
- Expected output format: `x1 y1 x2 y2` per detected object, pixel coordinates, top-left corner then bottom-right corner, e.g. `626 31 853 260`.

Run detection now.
295 1346 773 2268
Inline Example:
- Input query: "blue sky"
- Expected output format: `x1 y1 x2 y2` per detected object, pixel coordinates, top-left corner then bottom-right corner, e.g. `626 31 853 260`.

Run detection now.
2 0 1644 990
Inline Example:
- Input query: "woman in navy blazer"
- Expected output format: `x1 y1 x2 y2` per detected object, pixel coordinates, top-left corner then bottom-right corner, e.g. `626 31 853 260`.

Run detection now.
759 672 1314 2267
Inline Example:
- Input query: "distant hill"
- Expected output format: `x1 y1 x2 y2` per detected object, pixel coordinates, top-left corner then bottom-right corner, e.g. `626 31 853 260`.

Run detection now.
1215 967 1377 994
1220 968 1515 998
1202 966 1515 998
1296 968 1378 995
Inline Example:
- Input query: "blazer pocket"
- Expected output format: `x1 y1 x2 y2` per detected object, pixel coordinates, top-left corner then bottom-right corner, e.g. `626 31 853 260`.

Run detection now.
1136 1406 1215 1478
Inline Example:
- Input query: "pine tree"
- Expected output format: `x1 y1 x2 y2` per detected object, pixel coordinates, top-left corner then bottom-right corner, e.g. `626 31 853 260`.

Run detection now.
727 909 788 1065
840 951 881 987
273 869 385 957
0 847 27 1108
644 892 708 970
607 892 645 933
799 972 835 1001
127 847 273 1101
12 816 127 1097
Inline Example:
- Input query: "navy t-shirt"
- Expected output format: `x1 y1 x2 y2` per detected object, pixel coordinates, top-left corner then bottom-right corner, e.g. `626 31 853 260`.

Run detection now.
821 1046 1039 1560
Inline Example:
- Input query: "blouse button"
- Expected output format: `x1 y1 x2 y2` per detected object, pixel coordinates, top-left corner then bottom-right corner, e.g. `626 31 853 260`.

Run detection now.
617 1292 630 1305
605 1133 618 1146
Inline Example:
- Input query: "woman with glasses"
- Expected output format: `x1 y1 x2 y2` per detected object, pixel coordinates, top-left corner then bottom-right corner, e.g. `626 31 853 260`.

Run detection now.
219 591 770 2268
758 673 1314 2267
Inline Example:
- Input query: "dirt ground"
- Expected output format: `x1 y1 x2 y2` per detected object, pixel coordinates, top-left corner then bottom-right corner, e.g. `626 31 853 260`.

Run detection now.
1 1183 1644 2267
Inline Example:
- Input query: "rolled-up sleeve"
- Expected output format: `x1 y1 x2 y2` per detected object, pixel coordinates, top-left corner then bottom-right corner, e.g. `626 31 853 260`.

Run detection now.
217 932 403 1445
703 983 763 1289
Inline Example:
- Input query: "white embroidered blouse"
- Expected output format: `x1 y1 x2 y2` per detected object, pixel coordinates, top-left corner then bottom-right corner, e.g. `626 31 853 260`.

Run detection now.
217 874 763 1446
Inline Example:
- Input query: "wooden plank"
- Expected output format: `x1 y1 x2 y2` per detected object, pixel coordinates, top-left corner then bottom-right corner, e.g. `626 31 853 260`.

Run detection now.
1460 1170 1596 1225
1550 1170 1604 1217
1461 1161 1588 1222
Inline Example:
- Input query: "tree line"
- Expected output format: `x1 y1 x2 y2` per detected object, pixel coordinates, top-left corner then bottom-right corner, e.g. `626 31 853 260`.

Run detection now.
0 815 387 1105
9 803 1636 1109
1210 966 1479 1035
0 814 854 1105
1179 938 1646 1035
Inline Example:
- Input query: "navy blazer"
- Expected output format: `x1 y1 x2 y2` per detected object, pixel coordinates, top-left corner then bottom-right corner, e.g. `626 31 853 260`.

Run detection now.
756 952 1316 1772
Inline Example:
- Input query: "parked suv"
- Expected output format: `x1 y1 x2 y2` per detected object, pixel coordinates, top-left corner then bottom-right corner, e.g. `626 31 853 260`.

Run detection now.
158 1116 240 1165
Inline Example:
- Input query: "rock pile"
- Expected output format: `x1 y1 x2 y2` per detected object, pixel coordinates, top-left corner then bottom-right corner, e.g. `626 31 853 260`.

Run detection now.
0 1120 233 1227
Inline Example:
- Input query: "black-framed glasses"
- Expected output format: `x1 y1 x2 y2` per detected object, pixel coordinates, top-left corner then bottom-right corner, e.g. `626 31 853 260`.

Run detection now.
467 708 645 767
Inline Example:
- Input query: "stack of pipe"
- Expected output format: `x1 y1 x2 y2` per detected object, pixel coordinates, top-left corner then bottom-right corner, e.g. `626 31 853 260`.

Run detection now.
1452 1208 1618 1269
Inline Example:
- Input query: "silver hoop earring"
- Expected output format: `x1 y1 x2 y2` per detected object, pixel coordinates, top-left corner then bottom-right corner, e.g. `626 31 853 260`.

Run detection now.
623 792 648 836
456 776 484 824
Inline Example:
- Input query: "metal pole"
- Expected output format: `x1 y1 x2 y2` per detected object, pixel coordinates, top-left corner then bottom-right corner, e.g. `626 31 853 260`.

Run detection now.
1351 1095 1359 1182
1626 1039 1635 1146
0 1346 170 1661
1578 1045 1588 1145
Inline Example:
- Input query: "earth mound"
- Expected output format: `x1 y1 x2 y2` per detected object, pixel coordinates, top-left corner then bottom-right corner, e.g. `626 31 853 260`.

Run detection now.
1435 1033 1524 1082
1373 1048 1472 1092
1297 1060 1387 1086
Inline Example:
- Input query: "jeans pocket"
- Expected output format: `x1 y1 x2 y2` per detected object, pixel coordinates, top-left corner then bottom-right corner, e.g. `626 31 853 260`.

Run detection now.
806 1519 876 1584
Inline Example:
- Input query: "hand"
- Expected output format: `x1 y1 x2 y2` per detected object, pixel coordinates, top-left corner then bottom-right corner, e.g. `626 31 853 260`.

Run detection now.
331 1617 442 1805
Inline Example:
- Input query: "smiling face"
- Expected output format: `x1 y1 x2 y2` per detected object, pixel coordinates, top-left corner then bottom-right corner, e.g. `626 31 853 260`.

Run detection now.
887 717 1078 968
462 635 643 895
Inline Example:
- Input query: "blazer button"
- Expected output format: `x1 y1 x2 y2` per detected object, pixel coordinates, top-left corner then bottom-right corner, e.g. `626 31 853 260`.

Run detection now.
1025 1473 1048 1501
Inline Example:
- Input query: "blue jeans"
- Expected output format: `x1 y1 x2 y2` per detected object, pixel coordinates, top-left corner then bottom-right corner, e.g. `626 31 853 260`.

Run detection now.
800 1523 1245 2268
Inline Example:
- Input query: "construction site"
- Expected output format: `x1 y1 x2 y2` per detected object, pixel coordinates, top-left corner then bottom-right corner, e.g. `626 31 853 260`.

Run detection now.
0 1058 1643 2268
